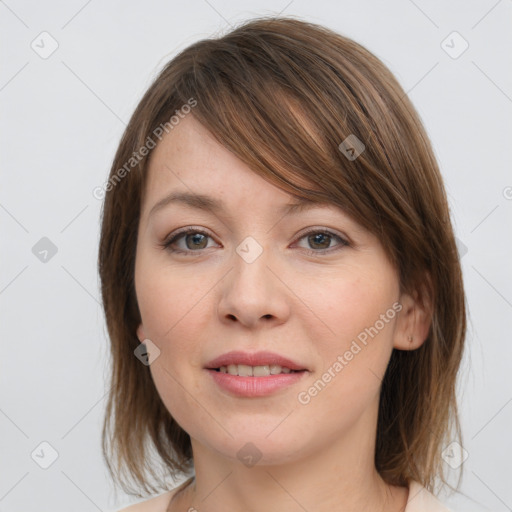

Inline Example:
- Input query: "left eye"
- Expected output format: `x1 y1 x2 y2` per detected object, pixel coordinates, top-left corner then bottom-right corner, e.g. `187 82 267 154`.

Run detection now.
162 228 349 256
294 230 348 253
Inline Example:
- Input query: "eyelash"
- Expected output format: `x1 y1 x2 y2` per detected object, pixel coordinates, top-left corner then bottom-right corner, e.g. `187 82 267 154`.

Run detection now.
161 227 349 257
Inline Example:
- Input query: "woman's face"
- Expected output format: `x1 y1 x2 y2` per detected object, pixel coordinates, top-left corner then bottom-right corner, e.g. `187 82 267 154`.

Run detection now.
134 114 417 465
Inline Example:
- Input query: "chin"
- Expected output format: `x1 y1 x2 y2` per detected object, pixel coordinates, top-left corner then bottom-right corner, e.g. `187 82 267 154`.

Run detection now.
191 427 315 467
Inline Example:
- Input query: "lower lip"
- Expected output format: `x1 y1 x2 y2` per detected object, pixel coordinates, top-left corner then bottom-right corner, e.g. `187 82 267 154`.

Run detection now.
206 369 307 397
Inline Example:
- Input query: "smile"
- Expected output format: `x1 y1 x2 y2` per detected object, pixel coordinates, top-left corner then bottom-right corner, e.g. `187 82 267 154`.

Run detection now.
213 364 301 376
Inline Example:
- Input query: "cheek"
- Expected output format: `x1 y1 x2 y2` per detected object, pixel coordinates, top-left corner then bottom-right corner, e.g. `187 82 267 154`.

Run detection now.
135 249 213 346
135 254 225 416
292 274 399 431
298 267 399 380
135 259 213 431
305 266 398 333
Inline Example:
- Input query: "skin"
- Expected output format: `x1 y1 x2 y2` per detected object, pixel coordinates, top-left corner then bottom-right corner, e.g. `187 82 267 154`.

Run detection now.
134 114 430 512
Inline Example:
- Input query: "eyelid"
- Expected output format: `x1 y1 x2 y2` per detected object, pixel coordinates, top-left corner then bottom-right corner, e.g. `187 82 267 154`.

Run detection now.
291 227 350 253
161 226 350 255
294 226 350 244
161 226 217 249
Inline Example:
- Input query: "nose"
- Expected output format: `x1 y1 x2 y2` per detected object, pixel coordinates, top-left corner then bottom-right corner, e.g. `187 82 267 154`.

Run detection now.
216 239 291 329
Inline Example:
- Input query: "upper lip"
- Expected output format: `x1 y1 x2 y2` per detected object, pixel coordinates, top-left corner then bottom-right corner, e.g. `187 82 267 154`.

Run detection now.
205 351 308 371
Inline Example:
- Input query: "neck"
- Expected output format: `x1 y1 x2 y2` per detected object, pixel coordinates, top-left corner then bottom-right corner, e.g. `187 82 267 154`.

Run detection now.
169 404 408 512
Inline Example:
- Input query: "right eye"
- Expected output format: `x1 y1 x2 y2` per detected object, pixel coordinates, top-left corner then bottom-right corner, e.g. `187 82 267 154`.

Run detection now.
161 227 219 255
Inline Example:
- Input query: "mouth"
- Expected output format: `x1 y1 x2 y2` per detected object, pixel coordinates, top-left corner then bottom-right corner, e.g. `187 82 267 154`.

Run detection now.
210 364 304 376
204 350 308 374
204 351 309 397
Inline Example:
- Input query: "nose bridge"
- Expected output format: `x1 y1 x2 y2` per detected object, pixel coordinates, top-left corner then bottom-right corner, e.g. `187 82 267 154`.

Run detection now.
231 234 274 296
236 235 267 266
217 234 288 325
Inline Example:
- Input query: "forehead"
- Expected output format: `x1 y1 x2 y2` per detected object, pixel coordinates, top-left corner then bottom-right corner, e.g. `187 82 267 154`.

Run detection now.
143 94 329 201
141 115 322 218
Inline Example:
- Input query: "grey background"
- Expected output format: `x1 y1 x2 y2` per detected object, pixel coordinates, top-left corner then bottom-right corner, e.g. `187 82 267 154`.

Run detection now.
1 0 511 511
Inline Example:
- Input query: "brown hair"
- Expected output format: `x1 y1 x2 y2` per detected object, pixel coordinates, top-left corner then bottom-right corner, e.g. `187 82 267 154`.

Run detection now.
99 16 466 498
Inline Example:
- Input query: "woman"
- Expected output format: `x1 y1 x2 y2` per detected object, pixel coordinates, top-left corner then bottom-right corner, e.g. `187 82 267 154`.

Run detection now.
99 16 466 512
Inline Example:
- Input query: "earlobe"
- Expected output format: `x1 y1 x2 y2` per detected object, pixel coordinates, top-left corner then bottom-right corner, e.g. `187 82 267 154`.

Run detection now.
394 287 432 351
136 324 146 342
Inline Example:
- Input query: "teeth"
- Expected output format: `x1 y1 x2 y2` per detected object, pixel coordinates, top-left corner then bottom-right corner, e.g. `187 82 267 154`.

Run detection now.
253 365 270 377
218 364 296 376
237 364 252 377
270 364 281 375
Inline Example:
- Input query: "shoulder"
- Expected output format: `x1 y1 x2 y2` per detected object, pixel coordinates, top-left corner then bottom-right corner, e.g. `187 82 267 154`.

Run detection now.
115 476 195 512
405 480 453 512
115 487 178 512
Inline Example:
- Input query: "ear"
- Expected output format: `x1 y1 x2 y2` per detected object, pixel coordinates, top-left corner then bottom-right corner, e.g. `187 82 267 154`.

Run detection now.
394 277 433 351
136 324 146 343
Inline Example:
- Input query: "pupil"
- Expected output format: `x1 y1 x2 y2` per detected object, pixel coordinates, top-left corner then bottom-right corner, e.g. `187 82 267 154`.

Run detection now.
187 233 207 249
310 233 330 249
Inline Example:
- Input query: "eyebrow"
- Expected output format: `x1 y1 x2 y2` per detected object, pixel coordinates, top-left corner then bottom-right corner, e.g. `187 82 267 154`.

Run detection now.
148 191 328 218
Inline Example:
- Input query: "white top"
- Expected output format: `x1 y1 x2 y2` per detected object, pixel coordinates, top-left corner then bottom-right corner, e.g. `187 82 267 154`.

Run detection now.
116 478 452 511
405 480 452 512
